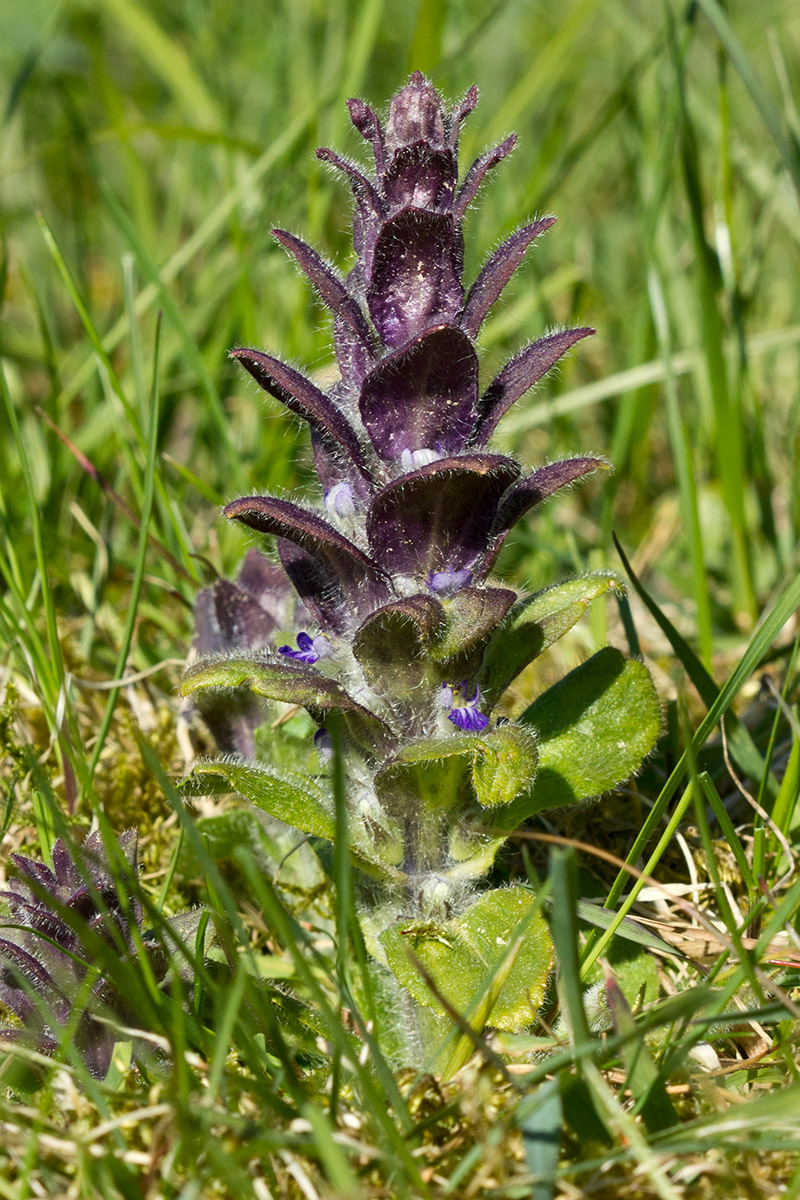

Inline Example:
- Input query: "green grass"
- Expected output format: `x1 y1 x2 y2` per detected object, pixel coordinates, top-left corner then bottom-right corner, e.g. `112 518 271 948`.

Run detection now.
2 0 800 1195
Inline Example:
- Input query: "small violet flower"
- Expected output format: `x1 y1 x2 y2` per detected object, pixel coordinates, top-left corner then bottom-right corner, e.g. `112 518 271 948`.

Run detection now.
279 631 330 664
441 682 490 733
427 568 473 596
314 727 333 759
400 447 441 473
324 482 358 522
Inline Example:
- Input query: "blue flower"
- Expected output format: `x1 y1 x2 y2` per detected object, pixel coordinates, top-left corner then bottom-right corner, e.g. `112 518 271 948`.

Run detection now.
279 632 329 664
441 682 490 732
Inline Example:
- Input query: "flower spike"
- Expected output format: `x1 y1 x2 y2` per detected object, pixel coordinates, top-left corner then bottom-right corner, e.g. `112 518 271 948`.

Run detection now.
186 75 660 1067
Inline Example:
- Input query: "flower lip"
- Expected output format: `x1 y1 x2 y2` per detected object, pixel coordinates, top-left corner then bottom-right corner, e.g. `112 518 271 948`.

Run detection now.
324 481 358 522
279 631 329 664
442 681 490 732
427 568 472 595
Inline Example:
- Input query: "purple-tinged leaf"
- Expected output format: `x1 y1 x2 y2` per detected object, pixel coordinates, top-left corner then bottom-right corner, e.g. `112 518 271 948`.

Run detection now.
51 839 77 886
116 830 138 874
224 496 379 573
386 71 446 154
359 326 478 460
191 550 289 758
82 1023 116 1081
194 580 276 658
0 892 73 945
448 86 479 147
235 549 289 609
474 327 595 444
430 587 517 667
278 538 347 635
272 230 374 350
333 314 373 392
366 210 463 347
194 688 266 760
383 145 456 213
316 146 385 220
366 454 519 579
453 134 517 220
181 652 395 756
353 594 445 695
347 96 386 174
0 829 206 1080
491 457 607 539
459 218 556 338
10 855 57 892
0 937 63 997
230 348 373 483
308 428 370 500
225 495 391 621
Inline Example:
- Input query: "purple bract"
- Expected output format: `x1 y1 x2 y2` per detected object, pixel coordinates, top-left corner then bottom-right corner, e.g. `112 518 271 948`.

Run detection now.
193 73 602 764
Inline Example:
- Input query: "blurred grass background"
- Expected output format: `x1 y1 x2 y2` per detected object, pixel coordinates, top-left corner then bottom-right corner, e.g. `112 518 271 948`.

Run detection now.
2 0 800 1195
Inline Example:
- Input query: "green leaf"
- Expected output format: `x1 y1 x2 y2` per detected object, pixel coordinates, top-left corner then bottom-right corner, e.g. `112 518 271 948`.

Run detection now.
181 759 335 841
191 806 325 895
181 653 394 754
480 574 619 706
183 760 405 881
375 725 537 815
379 885 553 1031
494 648 660 827
446 828 506 879
375 735 475 815
605 969 679 1133
472 724 538 807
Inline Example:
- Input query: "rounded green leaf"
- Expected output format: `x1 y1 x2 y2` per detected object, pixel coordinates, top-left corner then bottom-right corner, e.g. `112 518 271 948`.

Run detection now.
375 734 478 815
494 647 661 827
429 587 516 669
352 595 443 694
379 885 553 1031
472 723 538 807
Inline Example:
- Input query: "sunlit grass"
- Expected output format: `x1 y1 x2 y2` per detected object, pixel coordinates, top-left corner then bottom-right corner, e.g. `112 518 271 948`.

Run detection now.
1 0 800 1195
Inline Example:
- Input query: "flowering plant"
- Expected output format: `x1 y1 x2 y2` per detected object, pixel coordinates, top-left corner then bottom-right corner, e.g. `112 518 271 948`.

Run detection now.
183 74 660 1067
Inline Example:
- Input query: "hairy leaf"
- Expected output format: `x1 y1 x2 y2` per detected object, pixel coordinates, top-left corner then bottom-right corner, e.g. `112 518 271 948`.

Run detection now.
480 574 621 706
493 648 661 825
380 885 552 1031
